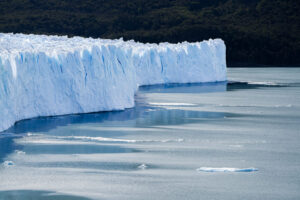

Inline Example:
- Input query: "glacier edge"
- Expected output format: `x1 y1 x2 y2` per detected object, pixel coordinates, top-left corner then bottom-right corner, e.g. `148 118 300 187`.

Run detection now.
0 33 226 132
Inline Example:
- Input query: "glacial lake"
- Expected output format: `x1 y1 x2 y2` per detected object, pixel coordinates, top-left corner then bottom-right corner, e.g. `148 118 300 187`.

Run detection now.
0 68 300 200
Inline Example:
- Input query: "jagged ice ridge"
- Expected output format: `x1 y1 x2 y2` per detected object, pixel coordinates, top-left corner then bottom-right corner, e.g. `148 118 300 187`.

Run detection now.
0 33 226 132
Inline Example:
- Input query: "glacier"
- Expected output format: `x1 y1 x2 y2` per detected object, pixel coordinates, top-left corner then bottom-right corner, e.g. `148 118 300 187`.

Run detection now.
0 33 226 132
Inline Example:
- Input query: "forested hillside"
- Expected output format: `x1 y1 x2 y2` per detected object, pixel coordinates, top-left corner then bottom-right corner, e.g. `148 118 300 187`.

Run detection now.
0 0 299 66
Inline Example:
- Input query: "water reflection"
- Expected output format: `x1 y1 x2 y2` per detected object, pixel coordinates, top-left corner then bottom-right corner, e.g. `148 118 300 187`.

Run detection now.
0 136 23 163
226 81 287 91
135 109 238 126
4 108 241 136
0 81 239 164
139 81 227 93
4 82 231 135
2 81 292 135
4 109 138 134
25 161 154 171
23 144 140 154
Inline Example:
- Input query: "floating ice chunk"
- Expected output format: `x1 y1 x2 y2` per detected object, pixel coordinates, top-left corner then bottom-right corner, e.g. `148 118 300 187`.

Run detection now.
138 164 147 170
3 161 15 167
197 167 258 172
60 136 184 143
15 150 26 155
27 132 33 136
145 109 155 112
160 138 184 143
18 138 95 145
65 136 138 143
228 144 243 148
246 81 285 86
274 104 293 108
17 135 184 144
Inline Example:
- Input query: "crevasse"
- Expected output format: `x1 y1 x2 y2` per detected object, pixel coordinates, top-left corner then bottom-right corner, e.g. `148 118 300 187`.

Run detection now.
0 33 227 132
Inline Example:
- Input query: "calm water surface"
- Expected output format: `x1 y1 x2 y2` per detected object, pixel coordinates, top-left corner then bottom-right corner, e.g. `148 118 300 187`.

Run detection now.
0 68 300 200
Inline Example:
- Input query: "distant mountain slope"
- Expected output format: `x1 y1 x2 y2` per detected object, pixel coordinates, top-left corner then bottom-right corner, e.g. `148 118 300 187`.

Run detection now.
0 0 299 66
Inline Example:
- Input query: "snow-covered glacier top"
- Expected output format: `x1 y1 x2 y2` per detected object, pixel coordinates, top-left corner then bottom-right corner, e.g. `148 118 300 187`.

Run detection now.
0 33 226 132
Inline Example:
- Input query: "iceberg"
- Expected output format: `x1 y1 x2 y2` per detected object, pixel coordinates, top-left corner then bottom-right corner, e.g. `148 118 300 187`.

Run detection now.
0 33 226 132
2 160 15 167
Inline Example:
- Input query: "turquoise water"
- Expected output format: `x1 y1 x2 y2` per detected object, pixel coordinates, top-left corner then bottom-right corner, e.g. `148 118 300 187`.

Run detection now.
0 68 300 200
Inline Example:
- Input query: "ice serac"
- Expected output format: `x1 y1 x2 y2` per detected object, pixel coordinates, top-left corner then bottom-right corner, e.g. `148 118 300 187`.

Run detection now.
0 33 227 132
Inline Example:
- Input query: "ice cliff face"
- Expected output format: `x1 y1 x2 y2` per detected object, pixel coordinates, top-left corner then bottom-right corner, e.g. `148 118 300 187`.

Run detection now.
0 33 226 132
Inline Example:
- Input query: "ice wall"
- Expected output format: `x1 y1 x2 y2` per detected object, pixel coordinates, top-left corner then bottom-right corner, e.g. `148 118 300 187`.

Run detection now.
0 33 226 132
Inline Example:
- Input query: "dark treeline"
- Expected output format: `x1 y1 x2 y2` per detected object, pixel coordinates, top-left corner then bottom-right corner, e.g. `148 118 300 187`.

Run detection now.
0 0 299 66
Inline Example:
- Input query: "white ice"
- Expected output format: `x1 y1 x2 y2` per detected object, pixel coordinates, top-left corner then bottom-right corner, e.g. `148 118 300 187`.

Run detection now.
197 167 258 172
0 33 226 132
2 161 15 167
